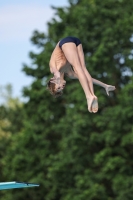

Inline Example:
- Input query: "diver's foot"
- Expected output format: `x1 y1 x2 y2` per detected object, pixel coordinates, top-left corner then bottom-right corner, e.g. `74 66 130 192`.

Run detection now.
87 96 94 113
91 96 98 113
105 85 116 96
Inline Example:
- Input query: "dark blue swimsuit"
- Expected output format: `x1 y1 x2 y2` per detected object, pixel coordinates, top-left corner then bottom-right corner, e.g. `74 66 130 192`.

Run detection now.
59 36 81 49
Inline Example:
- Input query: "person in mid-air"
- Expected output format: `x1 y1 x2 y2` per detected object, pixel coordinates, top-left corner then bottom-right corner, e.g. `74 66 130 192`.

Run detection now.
47 36 115 113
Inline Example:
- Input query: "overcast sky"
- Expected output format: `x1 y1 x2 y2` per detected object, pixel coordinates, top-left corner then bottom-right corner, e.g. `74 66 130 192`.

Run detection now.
0 0 68 101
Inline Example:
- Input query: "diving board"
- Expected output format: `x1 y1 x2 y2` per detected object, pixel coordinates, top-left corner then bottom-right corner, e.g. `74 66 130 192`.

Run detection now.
0 181 39 190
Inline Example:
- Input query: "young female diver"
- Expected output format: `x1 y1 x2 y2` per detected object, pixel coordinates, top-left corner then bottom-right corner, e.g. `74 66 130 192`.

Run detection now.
47 36 115 113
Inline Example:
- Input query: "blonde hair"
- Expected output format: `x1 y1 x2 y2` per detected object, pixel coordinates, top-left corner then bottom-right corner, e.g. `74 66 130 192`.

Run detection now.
47 80 63 98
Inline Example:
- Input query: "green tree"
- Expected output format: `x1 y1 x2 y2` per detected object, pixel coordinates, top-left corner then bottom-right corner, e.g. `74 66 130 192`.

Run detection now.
1 0 133 200
0 85 24 186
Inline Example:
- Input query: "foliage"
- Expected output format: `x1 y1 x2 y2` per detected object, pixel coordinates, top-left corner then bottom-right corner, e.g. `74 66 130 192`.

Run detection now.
1 0 133 200
0 85 24 186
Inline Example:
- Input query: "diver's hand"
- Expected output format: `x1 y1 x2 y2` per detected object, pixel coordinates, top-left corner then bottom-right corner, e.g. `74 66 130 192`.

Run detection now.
105 85 116 96
54 71 60 84
54 71 60 79
50 71 61 84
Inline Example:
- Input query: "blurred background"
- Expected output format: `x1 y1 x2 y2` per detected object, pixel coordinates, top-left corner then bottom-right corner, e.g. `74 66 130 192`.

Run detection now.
0 0 68 102
0 0 133 200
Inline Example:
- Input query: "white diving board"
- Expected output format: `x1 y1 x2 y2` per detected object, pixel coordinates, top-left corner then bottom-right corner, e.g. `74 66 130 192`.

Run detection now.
0 181 39 190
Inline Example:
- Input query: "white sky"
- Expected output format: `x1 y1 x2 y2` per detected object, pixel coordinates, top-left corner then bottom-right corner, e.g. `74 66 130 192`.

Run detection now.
0 0 68 101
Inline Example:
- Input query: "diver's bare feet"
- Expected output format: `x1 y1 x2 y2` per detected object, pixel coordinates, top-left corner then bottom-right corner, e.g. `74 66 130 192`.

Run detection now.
91 96 98 113
87 96 94 113
105 85 116 96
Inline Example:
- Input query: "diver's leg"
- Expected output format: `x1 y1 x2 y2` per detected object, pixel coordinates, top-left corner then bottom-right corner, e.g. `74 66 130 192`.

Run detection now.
62 43 98 113
77 44 115 96
77 44 98 112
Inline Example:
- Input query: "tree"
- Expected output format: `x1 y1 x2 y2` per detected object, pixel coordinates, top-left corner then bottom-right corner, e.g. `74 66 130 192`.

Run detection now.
1 0 133 200
0 85 24 191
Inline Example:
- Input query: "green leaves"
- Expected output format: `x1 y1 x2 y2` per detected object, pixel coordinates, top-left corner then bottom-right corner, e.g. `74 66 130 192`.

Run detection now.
1 0 133 199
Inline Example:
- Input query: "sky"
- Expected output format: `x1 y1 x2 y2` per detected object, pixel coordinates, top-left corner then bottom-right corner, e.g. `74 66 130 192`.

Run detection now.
0 0 68 101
